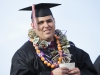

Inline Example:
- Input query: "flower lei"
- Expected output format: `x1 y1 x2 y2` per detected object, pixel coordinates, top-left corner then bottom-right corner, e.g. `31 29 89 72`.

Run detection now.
28 29 72 68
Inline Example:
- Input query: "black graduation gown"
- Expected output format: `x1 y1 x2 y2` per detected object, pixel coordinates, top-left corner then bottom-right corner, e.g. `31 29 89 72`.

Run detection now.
94 55 100 75
10 41 98 75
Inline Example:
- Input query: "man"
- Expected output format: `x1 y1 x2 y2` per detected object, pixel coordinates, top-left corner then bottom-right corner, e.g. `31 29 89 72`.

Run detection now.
94 55 100 75
10 3 98 75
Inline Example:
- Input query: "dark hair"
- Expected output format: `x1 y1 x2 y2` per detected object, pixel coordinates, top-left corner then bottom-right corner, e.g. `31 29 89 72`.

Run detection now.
31 12 54 22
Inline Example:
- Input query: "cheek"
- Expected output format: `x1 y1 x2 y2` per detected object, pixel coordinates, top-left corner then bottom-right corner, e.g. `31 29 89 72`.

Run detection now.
36 25 43 31
50 23 55 30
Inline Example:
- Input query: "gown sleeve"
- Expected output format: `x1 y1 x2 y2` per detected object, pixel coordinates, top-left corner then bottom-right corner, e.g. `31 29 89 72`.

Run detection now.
10 49 52 75
94 55 100 75
10 50 36 75
73 46 98 75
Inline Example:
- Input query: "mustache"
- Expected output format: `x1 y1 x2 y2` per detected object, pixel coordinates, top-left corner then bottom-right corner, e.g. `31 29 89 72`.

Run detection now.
43 28 51 32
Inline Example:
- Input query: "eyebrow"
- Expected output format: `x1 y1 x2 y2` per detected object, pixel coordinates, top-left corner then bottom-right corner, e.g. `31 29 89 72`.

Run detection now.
39 19 52 22
46 19 52 22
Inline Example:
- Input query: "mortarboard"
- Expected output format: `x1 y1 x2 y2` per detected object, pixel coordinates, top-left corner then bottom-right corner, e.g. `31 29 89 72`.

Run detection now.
19 3 61 18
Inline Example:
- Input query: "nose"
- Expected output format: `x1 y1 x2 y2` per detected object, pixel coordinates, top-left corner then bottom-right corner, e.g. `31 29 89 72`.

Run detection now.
44 22 49 27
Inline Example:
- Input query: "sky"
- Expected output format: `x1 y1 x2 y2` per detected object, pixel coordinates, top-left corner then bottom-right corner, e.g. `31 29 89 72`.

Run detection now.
0 0 100 75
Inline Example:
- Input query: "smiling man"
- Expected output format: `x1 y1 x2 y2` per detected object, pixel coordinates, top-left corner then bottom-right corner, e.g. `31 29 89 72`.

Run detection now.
32 15 55 42
10 3 98 75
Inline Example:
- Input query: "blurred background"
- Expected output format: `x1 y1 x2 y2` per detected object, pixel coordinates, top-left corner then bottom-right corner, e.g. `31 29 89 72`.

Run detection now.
0 0 100 75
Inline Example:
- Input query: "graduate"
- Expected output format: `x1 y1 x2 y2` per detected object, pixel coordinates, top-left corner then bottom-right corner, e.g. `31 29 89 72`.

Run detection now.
94 55 100 75
10 3 98 75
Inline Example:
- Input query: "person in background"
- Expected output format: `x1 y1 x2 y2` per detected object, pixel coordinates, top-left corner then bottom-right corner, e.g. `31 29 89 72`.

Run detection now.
94 55 100 75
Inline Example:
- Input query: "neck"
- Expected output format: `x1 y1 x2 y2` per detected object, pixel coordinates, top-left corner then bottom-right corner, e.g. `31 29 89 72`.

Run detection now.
46 37 54 42
41 37 54 42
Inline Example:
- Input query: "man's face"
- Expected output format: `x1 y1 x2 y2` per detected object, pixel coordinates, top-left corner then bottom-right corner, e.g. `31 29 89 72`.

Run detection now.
31 15 55 41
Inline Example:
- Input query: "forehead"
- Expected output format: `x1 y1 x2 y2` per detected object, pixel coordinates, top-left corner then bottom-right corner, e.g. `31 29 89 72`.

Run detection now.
36 15 53 21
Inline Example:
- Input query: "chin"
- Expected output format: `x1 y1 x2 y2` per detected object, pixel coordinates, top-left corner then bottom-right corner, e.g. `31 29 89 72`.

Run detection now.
44 34 54 41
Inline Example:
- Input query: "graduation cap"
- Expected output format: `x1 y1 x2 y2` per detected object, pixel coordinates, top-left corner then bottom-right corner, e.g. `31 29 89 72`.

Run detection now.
19 3 61 19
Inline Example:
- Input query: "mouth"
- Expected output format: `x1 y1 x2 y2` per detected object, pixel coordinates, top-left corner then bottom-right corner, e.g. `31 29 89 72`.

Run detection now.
44 29 51 33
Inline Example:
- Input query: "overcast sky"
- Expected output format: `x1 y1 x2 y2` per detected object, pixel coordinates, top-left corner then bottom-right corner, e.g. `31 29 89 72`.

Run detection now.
0 0 100 75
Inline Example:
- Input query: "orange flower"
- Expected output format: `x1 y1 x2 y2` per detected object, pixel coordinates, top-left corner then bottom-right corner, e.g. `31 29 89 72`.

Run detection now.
58 47 62 50
56 40 60 44
58 44 61 47
47 63 51 67
41 57 45 61
58 61 61 64
44 61 48 64
36 50 40 53
51 64 55 68
58 57 62 61
35 46 38 50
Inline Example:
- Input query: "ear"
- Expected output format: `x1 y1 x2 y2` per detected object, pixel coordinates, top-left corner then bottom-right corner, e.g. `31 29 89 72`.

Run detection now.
31 23 35 29
53 18 55 25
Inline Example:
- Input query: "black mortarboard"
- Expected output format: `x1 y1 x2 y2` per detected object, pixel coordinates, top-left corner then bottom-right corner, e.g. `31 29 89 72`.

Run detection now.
19 3 61 19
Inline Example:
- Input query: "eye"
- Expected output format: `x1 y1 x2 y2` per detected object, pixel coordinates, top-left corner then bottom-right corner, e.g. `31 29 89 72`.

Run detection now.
38 21 44 25
47 19 53 23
